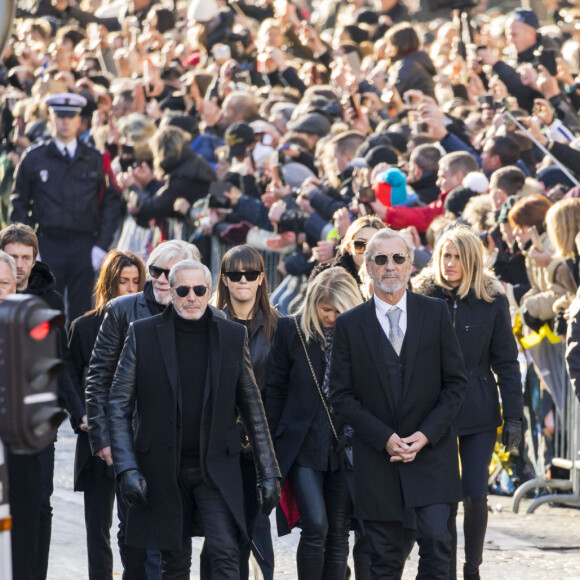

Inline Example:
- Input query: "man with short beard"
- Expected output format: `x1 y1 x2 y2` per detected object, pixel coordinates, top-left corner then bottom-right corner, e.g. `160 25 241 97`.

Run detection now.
85 239 201 579
329 228 467 579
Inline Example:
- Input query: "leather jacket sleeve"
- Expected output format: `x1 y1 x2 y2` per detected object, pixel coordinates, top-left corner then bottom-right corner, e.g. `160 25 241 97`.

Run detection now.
85 302 126 454
237 334 281 482
107 326 139 476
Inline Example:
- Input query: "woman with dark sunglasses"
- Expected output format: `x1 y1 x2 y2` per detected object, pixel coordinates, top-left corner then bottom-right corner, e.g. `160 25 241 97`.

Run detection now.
266 267 363 580
215 245 280 580
68 250 145 580
310 216 384 287
412 227 523 580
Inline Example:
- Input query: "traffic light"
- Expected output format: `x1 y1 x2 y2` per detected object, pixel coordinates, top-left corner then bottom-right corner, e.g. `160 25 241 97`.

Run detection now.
0 295 66 454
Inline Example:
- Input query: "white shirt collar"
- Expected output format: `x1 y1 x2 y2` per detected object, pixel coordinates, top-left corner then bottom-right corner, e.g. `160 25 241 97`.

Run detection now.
55 138 78 158
373 291 407 316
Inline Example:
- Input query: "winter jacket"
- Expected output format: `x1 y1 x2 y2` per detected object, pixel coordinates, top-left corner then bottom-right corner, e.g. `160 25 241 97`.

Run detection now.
412 272 523 435
388 51 436 100
385 191 449 232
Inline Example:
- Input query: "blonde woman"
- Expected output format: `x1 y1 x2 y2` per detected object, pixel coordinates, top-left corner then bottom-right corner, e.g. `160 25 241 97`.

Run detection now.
266 267 363 580
412 227 523 580
545 198 580 322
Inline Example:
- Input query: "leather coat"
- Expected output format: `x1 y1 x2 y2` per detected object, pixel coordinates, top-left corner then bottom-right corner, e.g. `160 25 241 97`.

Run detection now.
107 305 280 550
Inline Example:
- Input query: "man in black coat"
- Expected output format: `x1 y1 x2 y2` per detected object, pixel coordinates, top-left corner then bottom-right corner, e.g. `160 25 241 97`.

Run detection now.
329 228 468 579
85 239 200 579
107 259 280 578
10 93 121 322
0 223 85 580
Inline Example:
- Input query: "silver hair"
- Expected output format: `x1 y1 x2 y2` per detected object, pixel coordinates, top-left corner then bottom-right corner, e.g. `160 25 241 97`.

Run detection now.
146 241 201 280
168 260 212 290
0 250 17 279
364 228 415 265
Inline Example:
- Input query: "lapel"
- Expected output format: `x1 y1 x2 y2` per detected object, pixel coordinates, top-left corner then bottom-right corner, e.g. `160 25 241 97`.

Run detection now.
361 299 397 412
295 316 323 386
203 309 221 410
402 292 422 397
156 307 181 406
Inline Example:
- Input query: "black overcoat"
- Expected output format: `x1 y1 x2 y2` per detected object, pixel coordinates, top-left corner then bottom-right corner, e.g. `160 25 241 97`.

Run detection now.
329 293 467 522
107 306 280 551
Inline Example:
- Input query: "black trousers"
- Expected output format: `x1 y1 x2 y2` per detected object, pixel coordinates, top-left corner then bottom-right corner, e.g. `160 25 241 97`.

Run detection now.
289 465 352 580
38 233 95 322
36 442 55 580
448 429 497 580
162 466 241 580
81 456 116 580
365 503 452 580
116 482 161 580
7 452 41 580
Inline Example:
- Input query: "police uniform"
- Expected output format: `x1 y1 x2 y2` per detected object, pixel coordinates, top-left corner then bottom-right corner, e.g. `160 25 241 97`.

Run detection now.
10 93 121 321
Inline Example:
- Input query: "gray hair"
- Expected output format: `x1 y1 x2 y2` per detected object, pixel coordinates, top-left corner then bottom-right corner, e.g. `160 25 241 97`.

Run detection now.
364 228 415 266
0 250 16 279
146 241 200 280
168 260 212 290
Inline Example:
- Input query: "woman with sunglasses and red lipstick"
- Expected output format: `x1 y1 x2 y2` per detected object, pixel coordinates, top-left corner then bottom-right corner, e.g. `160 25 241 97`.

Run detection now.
215 245 279 580
310 215 384 287
412 227 523 580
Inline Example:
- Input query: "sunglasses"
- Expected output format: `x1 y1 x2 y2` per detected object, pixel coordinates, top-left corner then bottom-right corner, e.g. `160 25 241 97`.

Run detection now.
371 253 408 266
225 271 261 282
353 240 367 255
149 265 171 279
175 285 208 298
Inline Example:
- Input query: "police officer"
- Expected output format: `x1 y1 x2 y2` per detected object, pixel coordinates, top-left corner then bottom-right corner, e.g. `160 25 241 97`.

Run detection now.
10 93 121 322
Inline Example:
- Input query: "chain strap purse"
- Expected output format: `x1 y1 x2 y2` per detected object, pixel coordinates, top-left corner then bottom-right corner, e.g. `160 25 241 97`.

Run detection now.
293 317 353 467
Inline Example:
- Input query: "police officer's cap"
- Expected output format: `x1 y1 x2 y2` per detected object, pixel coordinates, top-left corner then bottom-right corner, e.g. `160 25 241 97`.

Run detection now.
45 93 87 117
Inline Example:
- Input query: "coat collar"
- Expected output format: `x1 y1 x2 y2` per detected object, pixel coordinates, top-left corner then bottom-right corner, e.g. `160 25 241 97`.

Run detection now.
156 306 181 403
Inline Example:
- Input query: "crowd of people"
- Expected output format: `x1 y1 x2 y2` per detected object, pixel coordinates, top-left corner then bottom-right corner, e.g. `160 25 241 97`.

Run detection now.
4 0 580 577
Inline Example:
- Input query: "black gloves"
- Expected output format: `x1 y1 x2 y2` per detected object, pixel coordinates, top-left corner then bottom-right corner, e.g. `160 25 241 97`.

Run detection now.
257 477 281 515
119 469 148 509
502 418 522 453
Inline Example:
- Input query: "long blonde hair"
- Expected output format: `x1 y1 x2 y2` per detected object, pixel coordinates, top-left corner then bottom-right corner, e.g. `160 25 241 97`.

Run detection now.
431 226 495 302
546 198 580 258
298 267 363 343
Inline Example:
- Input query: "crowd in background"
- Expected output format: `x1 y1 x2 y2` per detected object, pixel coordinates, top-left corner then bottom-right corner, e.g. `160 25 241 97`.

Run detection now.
4 0 580 576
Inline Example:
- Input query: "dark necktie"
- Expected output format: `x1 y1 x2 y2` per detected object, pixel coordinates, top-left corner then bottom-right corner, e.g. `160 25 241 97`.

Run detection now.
63 148 71 162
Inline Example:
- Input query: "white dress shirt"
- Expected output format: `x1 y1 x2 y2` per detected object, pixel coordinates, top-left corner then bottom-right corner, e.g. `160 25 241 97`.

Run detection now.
55 138 78 159
374 292 408 340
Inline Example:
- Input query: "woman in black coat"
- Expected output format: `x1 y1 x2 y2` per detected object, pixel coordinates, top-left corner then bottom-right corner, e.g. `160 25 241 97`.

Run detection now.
68 250 145 580
412 227 523 580
265 267 363 580
215 245 280 580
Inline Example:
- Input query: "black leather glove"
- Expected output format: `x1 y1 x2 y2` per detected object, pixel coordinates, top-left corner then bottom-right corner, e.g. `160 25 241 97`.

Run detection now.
257 477 281 515
502 418 522 453
119 469 148 509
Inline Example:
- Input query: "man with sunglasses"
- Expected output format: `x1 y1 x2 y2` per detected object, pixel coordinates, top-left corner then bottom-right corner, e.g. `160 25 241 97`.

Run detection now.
107 259 280 578
329 228 467 579
85 239 202 579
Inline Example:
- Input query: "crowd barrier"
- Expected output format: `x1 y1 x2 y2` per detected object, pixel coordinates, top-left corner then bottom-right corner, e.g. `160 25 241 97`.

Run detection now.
513 365 580 513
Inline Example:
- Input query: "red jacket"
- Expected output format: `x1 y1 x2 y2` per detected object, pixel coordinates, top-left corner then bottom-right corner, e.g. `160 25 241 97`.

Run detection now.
385 191 450 232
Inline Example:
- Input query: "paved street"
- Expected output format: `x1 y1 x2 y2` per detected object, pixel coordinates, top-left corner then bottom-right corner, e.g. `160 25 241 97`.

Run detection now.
45 425 580 579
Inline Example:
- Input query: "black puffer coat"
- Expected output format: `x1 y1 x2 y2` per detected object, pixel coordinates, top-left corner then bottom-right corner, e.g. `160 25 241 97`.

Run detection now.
412 272 523 436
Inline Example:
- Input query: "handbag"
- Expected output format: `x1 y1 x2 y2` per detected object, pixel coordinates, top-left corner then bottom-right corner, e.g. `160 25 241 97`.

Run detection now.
293 317 353 468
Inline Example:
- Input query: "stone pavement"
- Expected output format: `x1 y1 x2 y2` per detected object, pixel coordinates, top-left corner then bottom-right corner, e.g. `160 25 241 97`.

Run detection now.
46 425 580 579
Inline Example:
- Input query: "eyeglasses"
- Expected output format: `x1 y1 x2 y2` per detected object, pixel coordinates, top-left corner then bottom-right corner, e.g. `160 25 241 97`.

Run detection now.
371 253 408 266
175 285 208 298
225 271 261 282
149 265 171 279
353 240 367 255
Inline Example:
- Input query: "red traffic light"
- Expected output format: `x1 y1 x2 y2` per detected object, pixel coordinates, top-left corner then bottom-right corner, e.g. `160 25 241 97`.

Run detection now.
29 321 50 340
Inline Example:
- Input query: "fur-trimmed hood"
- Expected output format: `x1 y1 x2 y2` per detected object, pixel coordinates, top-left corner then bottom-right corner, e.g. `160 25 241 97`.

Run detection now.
411 268 505 299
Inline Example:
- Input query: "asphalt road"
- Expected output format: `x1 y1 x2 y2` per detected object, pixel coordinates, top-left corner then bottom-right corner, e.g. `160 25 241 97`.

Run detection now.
44 424 580 579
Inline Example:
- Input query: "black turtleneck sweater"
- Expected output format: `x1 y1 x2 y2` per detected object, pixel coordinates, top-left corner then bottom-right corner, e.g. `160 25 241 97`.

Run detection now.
173 307 209 466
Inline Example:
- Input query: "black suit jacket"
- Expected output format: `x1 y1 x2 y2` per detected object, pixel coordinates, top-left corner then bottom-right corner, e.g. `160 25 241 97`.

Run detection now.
329 293 467 522
107 306 280 551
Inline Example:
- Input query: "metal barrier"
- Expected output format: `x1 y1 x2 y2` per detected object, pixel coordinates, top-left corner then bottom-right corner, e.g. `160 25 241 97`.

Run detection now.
512 368 580 513
209 237 283 294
